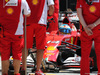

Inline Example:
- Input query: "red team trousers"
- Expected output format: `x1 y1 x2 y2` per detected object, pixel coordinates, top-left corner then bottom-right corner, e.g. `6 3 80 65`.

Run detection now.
80 26 100 75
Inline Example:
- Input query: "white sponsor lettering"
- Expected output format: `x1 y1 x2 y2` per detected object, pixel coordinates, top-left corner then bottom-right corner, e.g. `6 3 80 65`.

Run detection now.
93 0 99 2
5 0 18 6
47 41 60 44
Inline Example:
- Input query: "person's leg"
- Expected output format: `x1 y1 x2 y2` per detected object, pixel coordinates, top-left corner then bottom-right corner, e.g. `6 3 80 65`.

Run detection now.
6 61 20 75
2 60 9 74
94 29 100 75
12 35 24 74
13 59 20 74
36 49 44 70
35 24 46 75
80 32 92 75
94 42 100 75
0 36 11 75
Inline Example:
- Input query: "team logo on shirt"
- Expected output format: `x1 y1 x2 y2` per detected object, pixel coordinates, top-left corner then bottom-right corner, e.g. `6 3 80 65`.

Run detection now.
5 0 9 2
7 8 13 14
89 5 96 13
32 0 38 5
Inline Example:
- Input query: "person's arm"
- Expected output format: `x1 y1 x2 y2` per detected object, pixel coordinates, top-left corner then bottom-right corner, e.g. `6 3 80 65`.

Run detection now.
48 0 54 16
48 5 54 16
77 8 87 29
23 0 31 17
88 18 100 29
77 8 93 36
94 18 100 26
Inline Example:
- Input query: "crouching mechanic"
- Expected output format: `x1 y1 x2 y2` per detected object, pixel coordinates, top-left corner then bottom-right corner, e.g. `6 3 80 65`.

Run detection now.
0 0 31 75
21 0 54 75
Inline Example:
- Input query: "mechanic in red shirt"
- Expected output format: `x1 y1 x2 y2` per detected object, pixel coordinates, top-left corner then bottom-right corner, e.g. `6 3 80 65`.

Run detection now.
76 0 100 75
21 0 54 75
47 0 59 32
0 0 31 75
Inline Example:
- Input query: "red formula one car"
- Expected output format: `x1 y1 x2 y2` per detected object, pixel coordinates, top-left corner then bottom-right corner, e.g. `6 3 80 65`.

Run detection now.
43 30 81 72
26 14 82 73
9 12 96 74
28 12 96 73
41 12 96 72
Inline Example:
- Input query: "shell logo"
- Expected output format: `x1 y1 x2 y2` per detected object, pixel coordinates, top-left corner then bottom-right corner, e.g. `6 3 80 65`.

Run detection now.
32 0 38 5
47 46 56 51
7 8 13 14
89 5 96 13
5 0 9 2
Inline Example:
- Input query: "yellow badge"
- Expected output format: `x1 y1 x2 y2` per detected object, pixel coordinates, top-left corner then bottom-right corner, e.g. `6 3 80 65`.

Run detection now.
32 0 38 5
7 8 13 14
47 46 56 51
89 5 96 13
5 0 9 2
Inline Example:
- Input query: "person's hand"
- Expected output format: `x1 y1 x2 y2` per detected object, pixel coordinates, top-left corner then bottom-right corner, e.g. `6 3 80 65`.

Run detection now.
84 26 93 36
87 23 96 29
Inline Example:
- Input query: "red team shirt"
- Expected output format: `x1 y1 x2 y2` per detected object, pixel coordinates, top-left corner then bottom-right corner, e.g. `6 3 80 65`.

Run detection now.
26 0 45 24
26 0 54 25
76 0 100 31
0 0 30 35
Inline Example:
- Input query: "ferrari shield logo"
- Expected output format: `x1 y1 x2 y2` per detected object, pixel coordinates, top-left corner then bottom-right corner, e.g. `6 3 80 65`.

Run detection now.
89 5 96 13
7 8 13 14
32 0 38 5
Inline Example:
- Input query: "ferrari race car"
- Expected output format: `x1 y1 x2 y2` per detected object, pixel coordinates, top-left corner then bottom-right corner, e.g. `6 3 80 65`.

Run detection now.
9 12 97 74
27 12 96 73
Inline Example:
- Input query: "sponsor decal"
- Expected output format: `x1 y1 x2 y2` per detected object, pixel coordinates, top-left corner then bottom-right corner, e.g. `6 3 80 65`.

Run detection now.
71 37 73 44
45 53 55 55
47 41 60 44
93 0 99 2
28 73 56 75
47 41 51 44
89 5 96 13
65 38 70 41
47 46 56 51
32 0 38 5
80 5 82 7
4 0 18 6
7 8 13 14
